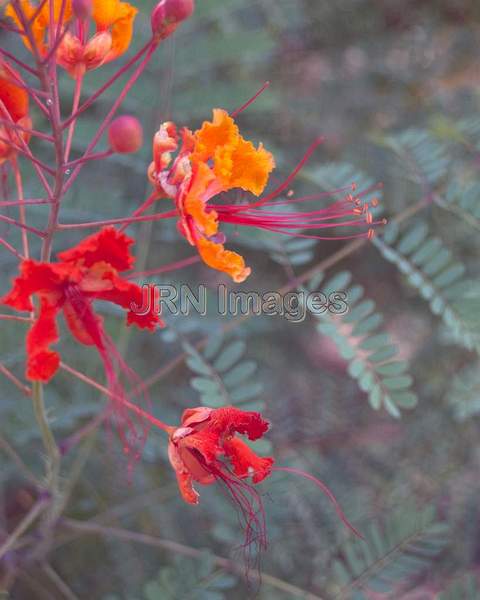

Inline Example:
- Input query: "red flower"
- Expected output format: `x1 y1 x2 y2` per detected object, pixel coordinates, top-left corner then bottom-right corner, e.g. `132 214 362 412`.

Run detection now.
167 406 273 552
2 227 162 455
168 405 274 504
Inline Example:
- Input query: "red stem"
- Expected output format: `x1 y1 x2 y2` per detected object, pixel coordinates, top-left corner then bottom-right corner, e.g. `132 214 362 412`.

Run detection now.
58 209 177 230
61 41 154 130
62 42 158 197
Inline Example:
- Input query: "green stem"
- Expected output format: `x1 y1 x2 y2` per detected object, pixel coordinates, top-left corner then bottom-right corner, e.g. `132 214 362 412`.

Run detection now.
31 380 60 487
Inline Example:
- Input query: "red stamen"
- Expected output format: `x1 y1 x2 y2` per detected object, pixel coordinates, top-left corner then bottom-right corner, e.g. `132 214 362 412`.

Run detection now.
272 466 363 539
231 81 270 118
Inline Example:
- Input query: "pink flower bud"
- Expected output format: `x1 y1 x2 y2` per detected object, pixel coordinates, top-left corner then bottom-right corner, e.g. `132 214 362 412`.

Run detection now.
108 116 143 154
151 0 195 41
73 0 92 20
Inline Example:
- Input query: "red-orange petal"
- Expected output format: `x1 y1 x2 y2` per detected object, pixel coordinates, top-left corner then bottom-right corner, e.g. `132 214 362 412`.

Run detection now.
223 437 274 484
208 406 270 441
26 298 61 382
57 226 135 271
0 61 29 123
1 260 67 312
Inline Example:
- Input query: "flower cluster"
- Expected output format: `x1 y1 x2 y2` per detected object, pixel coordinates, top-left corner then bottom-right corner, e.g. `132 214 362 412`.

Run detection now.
0 0 371 566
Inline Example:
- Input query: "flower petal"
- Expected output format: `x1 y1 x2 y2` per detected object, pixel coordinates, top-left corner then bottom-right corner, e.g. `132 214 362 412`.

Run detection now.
183 162 219 237
192 109 239 163
196 237 251 283
209 407 270 441
57 226 135 271
26 298 61 382
0 61 29 123
214 137 275 196
84 268 162 330
223 437 274 483
1 260 67 312
106 2 137 61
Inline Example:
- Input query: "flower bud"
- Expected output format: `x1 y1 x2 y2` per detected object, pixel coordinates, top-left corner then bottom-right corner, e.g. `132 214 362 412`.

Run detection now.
73 0 92 20
151 0 195 41
108 116 143 154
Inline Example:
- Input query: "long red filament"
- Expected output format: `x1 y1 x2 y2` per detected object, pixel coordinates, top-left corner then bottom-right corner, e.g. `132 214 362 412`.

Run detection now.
272 466 363 539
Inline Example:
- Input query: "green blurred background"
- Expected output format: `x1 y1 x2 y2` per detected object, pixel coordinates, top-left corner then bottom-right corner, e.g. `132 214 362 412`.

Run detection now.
1 0 480 598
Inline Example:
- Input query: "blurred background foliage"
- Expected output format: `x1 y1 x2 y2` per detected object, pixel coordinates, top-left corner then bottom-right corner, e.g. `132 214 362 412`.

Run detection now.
1 0 480 598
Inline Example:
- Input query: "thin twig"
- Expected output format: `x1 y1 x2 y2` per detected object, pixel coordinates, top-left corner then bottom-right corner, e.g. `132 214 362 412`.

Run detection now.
63 519 325 600
0 500 47 561
0 432 38 484
42 564 80 600
0 361 31 396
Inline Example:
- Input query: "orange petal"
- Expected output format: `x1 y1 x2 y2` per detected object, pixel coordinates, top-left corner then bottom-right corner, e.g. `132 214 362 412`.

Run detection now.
196 237 251 283
108 2 137 60
182 161 219 236
214 136 275 196
193 109 239 162
93 0 137 61
6 0 72 54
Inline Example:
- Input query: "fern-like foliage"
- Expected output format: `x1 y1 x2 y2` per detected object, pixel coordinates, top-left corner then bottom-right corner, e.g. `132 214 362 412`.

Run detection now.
373 221 478 353
307 270 417 418
439 180 480 231
439 573 480 600
380 128 449 187
448 364 480 421
105 552 237 600
184 336 264 412
330 504 449 599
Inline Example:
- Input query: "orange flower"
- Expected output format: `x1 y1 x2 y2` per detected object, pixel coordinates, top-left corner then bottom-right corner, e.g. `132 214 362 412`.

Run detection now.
0 61 31 165
5 0 137 77
147 109 381 283
148 110 275 282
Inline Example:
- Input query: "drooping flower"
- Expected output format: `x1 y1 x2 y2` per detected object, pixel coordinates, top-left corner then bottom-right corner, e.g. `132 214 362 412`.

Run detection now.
167 405 274 504
167 405 273 553
165 404 361 557
0 60 31 165
6 0 138 77
2 227 162 455
146 109 382 283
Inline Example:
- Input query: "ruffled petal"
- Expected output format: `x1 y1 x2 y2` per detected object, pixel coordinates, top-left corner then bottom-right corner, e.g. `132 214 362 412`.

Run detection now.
1 260 67 311
192 109 239 163
82 266 162 330
26 298 61 382
214 137 275 196
223 437 274 483
57 226 135 271
208 407 270 441
196 237 251 283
